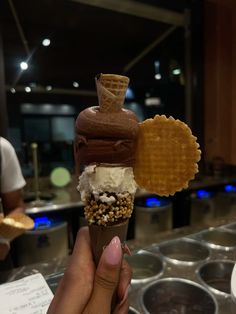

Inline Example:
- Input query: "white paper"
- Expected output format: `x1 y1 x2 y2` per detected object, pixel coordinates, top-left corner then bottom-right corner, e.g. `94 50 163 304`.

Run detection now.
231 263 236 303
0 273 54 314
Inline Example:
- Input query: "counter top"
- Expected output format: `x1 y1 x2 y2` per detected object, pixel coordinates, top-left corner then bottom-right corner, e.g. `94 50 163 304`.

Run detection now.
188 174 236 190
128 215 236 251
3 215 236 286
24 176 83 215
24 174 236 215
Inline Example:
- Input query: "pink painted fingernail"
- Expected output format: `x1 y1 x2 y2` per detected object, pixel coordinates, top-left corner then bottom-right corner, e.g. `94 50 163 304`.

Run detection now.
123 243 132 256
103 236 122 265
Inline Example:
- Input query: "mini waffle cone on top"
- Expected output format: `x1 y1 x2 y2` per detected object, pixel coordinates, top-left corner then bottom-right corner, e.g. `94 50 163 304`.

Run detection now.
0 213 34 241
134 115 201 196
95 73 130 113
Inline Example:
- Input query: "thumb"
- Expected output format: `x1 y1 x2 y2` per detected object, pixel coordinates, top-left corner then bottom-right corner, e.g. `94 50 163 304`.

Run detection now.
84 236 122 314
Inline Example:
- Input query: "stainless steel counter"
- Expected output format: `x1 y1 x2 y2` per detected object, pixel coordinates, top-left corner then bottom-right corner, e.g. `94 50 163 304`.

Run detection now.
126 217 236 313
24 174 236 215
128 223 236 313
3 220 236 313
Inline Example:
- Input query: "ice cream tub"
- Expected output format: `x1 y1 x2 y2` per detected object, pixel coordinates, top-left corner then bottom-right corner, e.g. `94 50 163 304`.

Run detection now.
125 250 164 285
139 278 218 314
158 237 210 265
196 260 235 296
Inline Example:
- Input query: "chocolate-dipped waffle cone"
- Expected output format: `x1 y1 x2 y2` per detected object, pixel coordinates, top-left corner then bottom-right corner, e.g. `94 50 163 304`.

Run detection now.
89 219 129 266
84 191 134 264
0 213 34 241
95 73 129 113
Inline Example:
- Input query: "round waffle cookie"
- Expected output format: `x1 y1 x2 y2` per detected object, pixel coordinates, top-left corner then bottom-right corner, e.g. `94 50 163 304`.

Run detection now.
134 115 201 196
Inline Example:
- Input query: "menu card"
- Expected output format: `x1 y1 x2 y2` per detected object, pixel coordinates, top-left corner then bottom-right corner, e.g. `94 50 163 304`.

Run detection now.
0 273 54 314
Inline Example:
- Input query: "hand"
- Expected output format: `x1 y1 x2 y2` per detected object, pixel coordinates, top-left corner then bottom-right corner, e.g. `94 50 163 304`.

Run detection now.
47 227 132 314
0 239 10 260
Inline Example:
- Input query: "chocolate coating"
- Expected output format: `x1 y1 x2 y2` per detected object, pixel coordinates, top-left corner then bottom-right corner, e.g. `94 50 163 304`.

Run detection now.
75 106 139 139
75 106 139 167
75 136 136 166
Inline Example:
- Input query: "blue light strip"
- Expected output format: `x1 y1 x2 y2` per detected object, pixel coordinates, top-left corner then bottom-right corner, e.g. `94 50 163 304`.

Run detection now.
224 184 236 193
196 189 211 199
34 216 52 229
146 197 161 207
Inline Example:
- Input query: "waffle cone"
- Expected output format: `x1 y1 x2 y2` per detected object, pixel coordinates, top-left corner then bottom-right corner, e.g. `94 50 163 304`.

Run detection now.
0 213 34 241
95 74 129 113
89 219 129 266
134 115 201 196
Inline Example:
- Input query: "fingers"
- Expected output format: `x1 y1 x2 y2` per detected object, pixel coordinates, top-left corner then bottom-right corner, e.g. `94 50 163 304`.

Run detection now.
47 227 95 314
0 240 10 260
113 298 129 314
113 259 132 314
117 259 132 302
84 236 122 314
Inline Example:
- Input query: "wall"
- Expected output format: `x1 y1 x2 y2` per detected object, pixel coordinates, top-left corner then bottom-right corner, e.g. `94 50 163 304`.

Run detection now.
204 0 236 165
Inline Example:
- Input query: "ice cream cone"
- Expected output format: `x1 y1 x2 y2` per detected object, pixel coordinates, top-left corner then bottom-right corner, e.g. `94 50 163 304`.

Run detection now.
0 213 34 241
89 219 129 266
95 73 129 113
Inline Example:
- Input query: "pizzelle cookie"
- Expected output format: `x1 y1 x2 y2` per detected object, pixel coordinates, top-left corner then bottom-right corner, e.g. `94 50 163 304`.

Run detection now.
134 115 201 196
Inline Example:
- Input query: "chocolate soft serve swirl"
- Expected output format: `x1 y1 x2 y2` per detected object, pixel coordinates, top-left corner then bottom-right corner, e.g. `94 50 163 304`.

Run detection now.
74 75 139 170
75 106 139 167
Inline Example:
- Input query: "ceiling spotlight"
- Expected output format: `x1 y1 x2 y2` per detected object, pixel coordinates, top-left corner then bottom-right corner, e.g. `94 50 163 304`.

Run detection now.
145 97 161 107
73 81 79 88
20 61 28 70
155 73 162 80
42 38 51 47
46 85 52 91
10 88 16 94
25 86 31 93
172 68 181 75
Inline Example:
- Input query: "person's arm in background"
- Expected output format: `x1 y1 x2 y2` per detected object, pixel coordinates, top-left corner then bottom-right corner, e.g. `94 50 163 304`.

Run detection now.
1 189 25 215
0 137 26 216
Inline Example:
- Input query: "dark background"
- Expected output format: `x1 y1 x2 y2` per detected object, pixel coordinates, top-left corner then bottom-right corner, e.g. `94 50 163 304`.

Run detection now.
0 0 204 176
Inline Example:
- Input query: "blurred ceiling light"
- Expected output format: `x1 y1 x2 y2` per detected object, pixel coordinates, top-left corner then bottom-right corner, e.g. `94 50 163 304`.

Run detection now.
43 104 52 111
154 60 161 80
145 97 161 107
20 61 28 70
10 88 16 94
25 86 31 93
73 81 79 88
172 68 181 75
155 73 162 80
42 38 51 46
154 60 160 67
46 85 52 91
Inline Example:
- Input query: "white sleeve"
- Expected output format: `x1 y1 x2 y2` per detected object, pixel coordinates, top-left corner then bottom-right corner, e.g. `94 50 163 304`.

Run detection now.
1 138 26 193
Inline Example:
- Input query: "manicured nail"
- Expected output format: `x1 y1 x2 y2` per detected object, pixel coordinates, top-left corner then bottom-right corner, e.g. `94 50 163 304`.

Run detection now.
103 236 122 265
123 243 132 256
